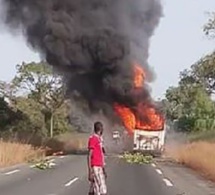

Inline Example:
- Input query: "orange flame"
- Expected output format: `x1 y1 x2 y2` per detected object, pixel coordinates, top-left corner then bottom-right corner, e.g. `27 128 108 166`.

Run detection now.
114 104 135 134
135 103 164 130
133 63 145 88
114 64 164 133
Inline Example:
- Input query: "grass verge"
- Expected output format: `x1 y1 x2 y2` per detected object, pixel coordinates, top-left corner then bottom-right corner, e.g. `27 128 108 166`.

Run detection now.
167 142 215 182
0 140 45 168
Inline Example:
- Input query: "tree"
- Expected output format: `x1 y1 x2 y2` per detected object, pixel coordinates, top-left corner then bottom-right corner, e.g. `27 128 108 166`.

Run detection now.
12 62 66 137
180 52 215 95
165 86 183 120
179 14 215 95
164 82 215 132
162 14 215 133
52 100 72 135
0 80 17 103
204 12 215 38
0 97 24 135
14 97 46 136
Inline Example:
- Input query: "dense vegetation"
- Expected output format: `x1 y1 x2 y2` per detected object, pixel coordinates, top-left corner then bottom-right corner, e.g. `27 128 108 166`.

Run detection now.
0 62 71 143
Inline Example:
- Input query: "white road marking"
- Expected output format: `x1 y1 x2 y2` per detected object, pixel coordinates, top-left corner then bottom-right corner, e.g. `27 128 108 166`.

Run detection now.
156 169 163 175
151 163 156 167
65 177 79 187
4 169 20 175
59 156 65 159
163 178 173 187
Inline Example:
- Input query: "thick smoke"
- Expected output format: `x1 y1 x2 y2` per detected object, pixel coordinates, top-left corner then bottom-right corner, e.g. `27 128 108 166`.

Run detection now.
2 0 162 127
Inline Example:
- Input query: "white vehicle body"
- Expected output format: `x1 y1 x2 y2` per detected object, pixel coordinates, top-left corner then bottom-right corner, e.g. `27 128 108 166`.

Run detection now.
133 125 166 155
113 131 120 139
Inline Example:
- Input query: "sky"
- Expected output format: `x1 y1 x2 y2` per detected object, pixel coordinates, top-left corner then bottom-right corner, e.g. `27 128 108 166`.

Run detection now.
0 0 215 99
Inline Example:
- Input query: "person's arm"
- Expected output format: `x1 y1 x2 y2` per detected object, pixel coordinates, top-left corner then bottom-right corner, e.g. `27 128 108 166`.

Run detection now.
87 137 95 181
87 149 92 173
87 149 93 181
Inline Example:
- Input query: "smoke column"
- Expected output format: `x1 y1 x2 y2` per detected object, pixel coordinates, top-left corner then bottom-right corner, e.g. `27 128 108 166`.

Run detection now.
1 0 162 127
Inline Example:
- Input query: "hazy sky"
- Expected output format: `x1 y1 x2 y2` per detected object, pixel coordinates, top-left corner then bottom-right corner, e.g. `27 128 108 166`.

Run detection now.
0 0 215 99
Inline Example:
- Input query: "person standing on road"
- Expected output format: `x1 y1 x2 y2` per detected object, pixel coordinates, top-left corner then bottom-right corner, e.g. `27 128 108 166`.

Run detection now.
88 121 107 195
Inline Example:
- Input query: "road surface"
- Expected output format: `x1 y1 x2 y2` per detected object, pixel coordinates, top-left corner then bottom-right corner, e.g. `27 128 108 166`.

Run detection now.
0 155 214 195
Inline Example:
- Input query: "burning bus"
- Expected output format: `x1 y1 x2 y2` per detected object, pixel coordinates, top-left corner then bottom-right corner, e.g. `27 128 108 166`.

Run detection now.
114 64 166 156
115 103 166 155
133 124 166 155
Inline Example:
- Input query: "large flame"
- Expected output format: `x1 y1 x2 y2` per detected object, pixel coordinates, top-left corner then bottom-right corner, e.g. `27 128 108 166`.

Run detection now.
114 64 164 133
114 104 135 133
133 63 145 88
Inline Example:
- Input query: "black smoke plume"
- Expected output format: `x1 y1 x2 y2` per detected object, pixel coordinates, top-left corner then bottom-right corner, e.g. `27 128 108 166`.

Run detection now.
1 0 162 128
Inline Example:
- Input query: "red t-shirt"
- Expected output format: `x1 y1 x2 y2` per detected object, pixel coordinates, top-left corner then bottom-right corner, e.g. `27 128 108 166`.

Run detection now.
88 134 104 167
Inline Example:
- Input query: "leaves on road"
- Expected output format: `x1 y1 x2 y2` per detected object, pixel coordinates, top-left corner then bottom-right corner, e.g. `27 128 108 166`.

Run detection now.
31 158 56 170
119 152 153 164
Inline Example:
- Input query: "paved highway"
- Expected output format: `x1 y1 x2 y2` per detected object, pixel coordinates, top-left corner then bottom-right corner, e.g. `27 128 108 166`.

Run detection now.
0 155 214 195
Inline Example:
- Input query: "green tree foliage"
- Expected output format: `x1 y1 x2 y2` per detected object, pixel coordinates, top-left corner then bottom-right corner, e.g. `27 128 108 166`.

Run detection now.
165 84 215 132
52 101 71 135
0 62 71 140
12 62 67 137
0 97 23 135
13 62 65 111
164 59 215 132
14 97 46 136
180 52 215 95
0 80 17 103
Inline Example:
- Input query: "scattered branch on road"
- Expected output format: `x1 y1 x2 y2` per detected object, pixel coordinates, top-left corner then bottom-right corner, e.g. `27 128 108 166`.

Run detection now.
119 152 153 164
30 158 55 170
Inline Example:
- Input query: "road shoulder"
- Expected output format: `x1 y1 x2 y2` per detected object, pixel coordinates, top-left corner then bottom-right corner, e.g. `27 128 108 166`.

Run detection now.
155 158 215 195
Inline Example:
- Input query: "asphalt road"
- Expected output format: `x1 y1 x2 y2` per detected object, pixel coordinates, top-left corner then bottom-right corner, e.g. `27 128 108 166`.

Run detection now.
0 155 214 195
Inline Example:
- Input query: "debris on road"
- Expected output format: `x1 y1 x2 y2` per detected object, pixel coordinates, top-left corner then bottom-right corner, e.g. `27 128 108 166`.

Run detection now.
119 152 153 164
31 158 56 170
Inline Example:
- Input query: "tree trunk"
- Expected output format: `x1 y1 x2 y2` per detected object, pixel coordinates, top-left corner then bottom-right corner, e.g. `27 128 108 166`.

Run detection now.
50 113 54 138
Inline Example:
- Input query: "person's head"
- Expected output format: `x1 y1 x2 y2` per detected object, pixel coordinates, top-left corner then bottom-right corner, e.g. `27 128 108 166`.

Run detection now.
94 121 103 136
